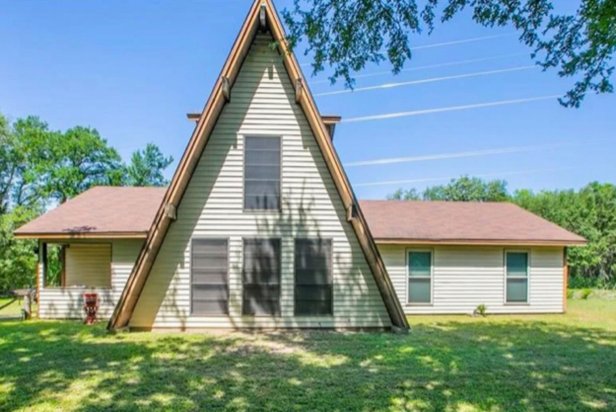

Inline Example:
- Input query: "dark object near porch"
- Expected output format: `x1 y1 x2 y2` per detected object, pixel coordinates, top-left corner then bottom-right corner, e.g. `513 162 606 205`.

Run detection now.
11 289 36 320
83 293 98 325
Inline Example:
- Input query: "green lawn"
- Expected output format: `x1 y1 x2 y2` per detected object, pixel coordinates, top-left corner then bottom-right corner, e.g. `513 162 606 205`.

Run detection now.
0 297 22 318
1 300 615 411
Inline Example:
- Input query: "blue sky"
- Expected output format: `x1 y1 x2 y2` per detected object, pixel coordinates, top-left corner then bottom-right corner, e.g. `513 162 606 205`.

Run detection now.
1 0 614 199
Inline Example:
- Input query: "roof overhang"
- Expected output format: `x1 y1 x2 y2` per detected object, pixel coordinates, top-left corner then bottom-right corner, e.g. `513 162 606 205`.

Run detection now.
14 232 149 240
374 238 587 247
189 112 341 139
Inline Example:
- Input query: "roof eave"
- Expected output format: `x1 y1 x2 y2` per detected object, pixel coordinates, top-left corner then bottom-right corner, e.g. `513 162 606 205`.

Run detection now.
14 231 149 240
373 238 587 247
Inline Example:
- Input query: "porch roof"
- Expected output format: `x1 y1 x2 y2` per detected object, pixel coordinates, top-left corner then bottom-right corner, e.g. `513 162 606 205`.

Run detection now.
14 187 166 239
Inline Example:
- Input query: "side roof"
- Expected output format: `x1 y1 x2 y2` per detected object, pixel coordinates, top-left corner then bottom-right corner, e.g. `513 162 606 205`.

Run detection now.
360 200 586 246
108 0 409 331
14 187 165 239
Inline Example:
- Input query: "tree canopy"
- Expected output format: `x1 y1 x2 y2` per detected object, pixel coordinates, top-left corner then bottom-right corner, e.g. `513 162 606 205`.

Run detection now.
390 176 509 201
125 143 174 187
389 176 616 287
283 0 616 107
0 113 174 292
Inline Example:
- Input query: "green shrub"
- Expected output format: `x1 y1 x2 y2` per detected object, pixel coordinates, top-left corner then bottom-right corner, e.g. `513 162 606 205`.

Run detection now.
581 288 593 300
474 304 487 317
567 289 575 299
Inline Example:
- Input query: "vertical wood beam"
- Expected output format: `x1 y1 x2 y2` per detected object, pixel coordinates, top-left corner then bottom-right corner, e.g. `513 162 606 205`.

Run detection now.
563 247 568 313
36 240 41 318
41 242 47 289
60 245 66 287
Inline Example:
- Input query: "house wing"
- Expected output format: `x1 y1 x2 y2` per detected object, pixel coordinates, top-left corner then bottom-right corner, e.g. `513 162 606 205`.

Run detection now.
108 0 408 331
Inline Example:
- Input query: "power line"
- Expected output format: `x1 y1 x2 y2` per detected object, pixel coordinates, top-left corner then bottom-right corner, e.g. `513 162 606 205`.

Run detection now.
342 95 561 123
354 167 571 187
309 53 528 85
299 33 517 67
345 138 610 167
315 65 536 97
411 33 516 50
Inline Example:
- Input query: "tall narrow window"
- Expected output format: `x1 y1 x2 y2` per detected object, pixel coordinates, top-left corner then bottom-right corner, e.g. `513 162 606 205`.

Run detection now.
408 251 432 304
244 136 281 210
294 239 333 316
243 239 281 315
191 239 228 315
506 252 528 303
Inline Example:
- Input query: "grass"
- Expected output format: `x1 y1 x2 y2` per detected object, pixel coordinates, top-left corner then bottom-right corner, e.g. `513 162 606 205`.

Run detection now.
1 299 615 411
0 297 37 319
0 297 22 318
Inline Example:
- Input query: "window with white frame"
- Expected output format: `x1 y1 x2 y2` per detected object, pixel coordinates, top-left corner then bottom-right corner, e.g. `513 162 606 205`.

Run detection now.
506 251 529 303
407 251 432 304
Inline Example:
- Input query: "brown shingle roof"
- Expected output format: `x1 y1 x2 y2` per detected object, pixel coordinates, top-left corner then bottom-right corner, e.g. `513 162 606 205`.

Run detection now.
15 189 586 246
14 186 166 238
360 200 586 246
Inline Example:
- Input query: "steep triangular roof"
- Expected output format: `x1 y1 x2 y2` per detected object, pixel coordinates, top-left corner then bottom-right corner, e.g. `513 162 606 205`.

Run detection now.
108 0 408 331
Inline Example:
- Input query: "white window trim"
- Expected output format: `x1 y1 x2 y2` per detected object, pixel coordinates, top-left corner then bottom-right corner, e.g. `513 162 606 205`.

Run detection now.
504 249 531 305
405 248 434 306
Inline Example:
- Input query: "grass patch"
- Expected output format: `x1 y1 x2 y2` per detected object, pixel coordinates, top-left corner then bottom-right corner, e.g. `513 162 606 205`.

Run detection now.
0 298 22 317
1 299 615 411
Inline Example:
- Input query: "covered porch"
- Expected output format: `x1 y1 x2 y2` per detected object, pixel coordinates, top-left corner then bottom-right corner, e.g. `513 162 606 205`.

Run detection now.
37 240 115 319
12 186 165 320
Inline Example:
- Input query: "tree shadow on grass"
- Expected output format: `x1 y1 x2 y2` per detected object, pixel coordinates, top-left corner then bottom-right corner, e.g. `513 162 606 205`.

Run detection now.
0 319 614 411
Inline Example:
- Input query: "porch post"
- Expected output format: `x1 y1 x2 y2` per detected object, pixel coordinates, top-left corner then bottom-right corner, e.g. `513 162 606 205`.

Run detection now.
40 241 47 289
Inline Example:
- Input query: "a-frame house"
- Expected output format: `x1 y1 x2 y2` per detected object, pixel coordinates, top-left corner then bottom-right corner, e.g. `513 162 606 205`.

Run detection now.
108 0 408 331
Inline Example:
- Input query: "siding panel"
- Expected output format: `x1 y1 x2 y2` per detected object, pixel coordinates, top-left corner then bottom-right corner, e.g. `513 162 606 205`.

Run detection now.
380 244 564 314
130 34 390 329
65 244 111 288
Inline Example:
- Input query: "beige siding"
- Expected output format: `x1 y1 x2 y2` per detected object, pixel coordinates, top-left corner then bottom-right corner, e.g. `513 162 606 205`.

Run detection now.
379 244 565 314
131 34 390 329
38 240 143 319
65 244 112 287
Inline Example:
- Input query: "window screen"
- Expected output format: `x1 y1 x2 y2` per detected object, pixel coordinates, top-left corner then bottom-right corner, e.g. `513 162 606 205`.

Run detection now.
294 239 333 316
244 136 281 210
191 238 228 315
408 251 432 304
506 252 528 303
243 239 281 315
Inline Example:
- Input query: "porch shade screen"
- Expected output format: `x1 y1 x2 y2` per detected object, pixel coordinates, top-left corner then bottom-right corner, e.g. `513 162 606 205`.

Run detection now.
242 239 281 315
294 239 333 316
244 136 281 210
191 238 229 315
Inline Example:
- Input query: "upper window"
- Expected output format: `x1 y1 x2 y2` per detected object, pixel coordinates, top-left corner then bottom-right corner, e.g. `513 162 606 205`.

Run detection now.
242 239 281 316
191 238 229 315
506 251 528 303
294 239 333 316
408 251 432 304
244 136 281 210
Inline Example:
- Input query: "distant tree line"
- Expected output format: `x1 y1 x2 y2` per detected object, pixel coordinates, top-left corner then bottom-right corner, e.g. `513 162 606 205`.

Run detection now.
0 113 173 293
389 176 616 288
